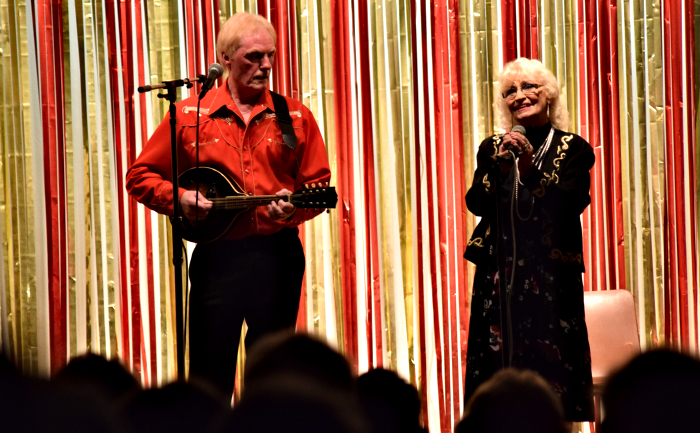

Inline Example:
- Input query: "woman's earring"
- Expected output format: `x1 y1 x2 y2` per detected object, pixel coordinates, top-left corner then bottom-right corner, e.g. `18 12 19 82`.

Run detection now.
547 102 550 117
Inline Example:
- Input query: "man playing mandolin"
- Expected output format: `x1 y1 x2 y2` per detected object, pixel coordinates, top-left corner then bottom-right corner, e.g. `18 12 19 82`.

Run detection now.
126 13 331 400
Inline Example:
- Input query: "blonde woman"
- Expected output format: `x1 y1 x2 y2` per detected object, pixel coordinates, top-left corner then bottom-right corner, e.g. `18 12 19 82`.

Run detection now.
463 58 594 421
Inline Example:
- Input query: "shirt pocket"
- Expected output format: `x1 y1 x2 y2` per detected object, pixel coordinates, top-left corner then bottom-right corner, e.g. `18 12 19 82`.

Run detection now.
260 117 306 182
181 120 236 167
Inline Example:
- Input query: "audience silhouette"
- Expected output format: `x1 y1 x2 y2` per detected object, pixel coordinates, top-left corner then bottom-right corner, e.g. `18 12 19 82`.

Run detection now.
122 380 228 433
243 331 355 394
53 353 140 403
358 368 427 433
216 332 368 433
0 352 43 432
456 368 567 433
6 338 699 432
602 349 700 433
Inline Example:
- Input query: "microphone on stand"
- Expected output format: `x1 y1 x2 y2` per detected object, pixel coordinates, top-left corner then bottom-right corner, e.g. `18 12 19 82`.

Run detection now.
507 125 526 157
198 63 224 100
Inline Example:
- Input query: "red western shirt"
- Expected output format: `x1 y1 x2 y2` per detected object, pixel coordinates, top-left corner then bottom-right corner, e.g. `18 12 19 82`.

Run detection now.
126 85 331 239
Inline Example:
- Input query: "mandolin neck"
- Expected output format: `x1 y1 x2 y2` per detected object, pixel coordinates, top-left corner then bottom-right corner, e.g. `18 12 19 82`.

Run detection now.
207 194 290 210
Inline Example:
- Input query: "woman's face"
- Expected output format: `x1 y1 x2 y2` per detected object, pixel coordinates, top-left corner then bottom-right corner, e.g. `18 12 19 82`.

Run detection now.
503 78 550 127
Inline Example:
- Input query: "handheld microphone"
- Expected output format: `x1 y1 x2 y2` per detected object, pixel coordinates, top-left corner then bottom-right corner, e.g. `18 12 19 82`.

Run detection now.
198 63 224 100
507 125 526 157
510 125 526 135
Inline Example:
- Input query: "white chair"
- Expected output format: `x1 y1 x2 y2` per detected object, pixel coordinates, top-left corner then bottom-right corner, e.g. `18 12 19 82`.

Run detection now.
583 289 640 432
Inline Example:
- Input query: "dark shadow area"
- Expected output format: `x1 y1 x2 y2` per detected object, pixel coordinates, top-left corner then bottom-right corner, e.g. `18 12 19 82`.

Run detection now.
121 380 229 433
602 349 700 433
456 368 567 433
358 368 426 433
213 331 369 433
243 331 355 394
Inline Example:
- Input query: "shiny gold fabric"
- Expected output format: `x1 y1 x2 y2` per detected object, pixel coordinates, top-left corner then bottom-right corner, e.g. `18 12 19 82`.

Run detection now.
296 0 345 351
0 0 40 374
618 0 667 349
458 0 501 284
0 6 699 432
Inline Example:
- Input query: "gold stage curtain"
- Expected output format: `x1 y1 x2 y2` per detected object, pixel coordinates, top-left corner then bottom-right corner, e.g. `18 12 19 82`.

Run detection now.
1 1 699 431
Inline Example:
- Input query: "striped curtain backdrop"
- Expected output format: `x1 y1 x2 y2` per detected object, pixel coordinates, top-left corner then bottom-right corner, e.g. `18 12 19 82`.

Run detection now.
1 0 699 431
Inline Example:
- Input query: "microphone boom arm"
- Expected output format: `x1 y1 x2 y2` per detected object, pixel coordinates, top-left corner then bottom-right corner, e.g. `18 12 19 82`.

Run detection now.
138 75 205 93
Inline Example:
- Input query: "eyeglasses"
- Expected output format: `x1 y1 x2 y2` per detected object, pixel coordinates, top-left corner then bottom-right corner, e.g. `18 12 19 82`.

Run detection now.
502 82 541 101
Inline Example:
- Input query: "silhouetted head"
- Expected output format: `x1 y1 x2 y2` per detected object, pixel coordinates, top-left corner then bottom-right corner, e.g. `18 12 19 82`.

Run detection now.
122 381 229 433
244 331 354 395
215 332 366 432
456 368 566 433
218 376 368 433
0 352 42 432
54 353 140 402
0 352 125 432
602 349 700 433
357 368 425 433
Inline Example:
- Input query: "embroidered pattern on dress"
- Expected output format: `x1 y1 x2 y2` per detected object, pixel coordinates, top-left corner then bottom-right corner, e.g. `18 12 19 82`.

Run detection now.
492 135 502 155
483 136 503 194
468 238 485 247
540 227 554 247
548 248 583 265
533 134 573 198
483 173 492 192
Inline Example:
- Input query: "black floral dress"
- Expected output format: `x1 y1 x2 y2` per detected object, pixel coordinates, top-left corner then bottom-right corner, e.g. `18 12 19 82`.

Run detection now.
463 123 595 421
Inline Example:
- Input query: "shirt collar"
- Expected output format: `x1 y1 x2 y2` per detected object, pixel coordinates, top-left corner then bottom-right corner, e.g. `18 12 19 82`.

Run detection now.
206 84 275 121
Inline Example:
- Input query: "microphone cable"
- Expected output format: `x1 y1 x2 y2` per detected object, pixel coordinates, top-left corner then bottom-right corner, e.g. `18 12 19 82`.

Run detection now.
505 124 555 366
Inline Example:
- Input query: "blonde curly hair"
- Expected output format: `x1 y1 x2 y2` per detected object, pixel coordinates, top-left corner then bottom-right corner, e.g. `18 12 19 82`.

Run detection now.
495 58 569 131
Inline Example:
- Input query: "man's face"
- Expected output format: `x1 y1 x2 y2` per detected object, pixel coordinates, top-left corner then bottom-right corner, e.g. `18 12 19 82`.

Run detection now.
224 30 276 99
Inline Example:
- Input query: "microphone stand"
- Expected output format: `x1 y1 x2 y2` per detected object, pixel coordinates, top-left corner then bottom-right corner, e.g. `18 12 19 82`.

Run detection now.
138 75 203 381
492 155 512 370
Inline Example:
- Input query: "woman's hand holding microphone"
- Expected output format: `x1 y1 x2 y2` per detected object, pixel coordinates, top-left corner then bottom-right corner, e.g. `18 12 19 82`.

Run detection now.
498 125 534 176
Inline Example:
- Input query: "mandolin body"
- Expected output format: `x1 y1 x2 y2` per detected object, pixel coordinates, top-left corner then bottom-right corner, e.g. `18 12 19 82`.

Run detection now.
179 167 248 244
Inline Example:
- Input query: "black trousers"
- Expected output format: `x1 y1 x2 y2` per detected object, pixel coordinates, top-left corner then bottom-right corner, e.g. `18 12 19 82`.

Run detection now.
188 228 305 398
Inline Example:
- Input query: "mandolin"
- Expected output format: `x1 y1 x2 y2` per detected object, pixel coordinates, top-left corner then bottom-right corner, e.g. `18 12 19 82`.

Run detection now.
178 166 337 243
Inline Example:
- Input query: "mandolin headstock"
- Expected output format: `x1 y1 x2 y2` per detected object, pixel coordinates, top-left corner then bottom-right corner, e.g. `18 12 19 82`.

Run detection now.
291 185 338 209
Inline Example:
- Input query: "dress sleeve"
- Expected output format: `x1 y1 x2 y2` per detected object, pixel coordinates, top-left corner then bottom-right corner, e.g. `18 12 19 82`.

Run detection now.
520 133 595 216
125 111 190 216
465 136 502 217
279 104 332 226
